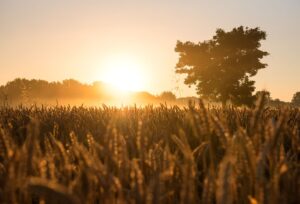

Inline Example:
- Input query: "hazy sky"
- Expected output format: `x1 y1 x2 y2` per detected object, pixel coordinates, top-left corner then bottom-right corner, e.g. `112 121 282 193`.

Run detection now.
0 0 299 101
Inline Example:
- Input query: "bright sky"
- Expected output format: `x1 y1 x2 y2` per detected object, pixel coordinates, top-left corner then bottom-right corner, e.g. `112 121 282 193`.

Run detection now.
0 0 299 101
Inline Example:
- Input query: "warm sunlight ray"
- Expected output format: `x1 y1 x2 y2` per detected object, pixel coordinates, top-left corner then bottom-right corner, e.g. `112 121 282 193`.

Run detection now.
101 55 145 92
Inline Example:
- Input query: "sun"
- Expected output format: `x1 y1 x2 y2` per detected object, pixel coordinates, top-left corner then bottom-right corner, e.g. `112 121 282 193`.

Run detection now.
101 55 145 92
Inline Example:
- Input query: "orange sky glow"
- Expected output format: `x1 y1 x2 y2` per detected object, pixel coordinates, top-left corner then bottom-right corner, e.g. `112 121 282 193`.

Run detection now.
0 0 299 101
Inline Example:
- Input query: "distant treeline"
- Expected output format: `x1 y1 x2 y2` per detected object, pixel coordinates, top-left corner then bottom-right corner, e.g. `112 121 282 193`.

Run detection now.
0 78 105 100
0 78 177 102
0 78 295 107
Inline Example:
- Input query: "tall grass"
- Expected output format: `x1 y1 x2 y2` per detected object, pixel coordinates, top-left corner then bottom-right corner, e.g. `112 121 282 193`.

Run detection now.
0 99 299 203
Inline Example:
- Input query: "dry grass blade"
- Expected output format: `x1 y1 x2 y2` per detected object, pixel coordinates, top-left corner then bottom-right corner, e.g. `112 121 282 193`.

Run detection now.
0 103 298 203
27 177 81 204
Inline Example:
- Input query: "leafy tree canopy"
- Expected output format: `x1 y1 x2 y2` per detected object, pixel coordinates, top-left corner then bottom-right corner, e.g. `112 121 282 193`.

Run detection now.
255 90 271 103
175 26 269 106
291 92 300 106
160 91 176 101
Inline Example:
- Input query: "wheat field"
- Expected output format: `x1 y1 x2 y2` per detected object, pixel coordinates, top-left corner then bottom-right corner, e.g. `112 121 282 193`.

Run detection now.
0 98 299 204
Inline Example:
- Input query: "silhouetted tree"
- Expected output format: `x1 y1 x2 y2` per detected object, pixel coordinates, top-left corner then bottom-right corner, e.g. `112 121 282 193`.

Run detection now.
270 98 287 107
255 90 271 104
175 26 269 106
291 92 300 106
0 78 99 100
0 91 8 107
160 91 176 101
0 78 160 103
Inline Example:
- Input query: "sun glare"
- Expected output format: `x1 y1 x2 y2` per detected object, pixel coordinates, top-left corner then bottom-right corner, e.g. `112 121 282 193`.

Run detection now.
101 55 145 92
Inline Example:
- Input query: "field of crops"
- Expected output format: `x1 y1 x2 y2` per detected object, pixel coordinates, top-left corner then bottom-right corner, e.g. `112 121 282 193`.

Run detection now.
0 98 299 204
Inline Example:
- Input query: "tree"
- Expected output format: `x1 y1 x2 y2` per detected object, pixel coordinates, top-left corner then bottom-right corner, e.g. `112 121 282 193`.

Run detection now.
159 91 176 101
291 92 300 106
255 90 271 104
175 26 269 106
270 98 286 107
